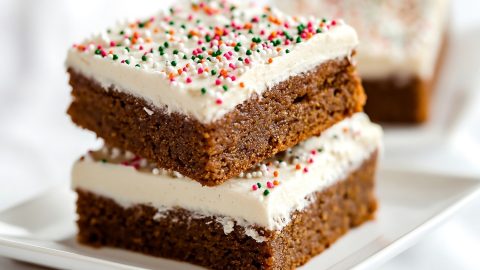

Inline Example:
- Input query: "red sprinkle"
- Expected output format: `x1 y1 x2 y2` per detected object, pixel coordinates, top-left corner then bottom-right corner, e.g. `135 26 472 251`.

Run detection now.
252 184 258 191
303 167 309 173
215 98 223 105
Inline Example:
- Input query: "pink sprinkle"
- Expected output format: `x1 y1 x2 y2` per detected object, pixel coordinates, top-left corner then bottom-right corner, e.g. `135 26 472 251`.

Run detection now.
228 51 233 56
229 63 236 70
110 41 116 47
215 79 222 85
121 60 125 63
139 45 144 50
260 30 265 35
97 45 103 49
188 15 193 21
216 99 223 105
301 33 307 39
284 22 290 28
332 20 337 26
252 185 258 191
186 77 192 84
100 50 107 57
197 40 203 45
230 76 236 81
303 167 309 173
244 58 251 65
198 68 204 74
311 150 317 155
308 158 314 164
267 181 274 189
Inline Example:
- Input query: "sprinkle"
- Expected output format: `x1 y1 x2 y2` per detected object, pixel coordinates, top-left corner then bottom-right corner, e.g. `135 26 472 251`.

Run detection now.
252 185 258 191
257 183 262 188
267 181 274 188
263 190 270 196
267 58 273 64
273 171 279 177
295 164 301 170
273 180 279 186
215 98 222 105
303 167 309 173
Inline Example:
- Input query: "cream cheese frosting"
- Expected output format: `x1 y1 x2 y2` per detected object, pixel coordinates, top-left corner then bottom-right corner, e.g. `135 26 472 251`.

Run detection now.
66 0 358 123
274 0 449 79
72 112 383 237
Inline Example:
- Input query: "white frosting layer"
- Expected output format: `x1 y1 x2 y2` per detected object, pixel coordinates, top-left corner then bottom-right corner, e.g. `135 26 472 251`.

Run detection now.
66 2 358 123
275 0 449 79
72 113 382 232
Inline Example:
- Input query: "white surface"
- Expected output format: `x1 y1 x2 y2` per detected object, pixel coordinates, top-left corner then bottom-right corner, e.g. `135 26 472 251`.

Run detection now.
1 0 480 269
0 170 478 270
73 113 381 231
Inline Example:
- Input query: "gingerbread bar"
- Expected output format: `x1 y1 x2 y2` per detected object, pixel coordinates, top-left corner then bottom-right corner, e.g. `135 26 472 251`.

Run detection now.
66 1 365 185
275 0 450 123
72 113 382 269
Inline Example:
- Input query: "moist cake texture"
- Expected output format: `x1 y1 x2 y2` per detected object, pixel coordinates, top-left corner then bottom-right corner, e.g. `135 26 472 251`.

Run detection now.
73 113 383 269
275 0 450 123
66 1 365 184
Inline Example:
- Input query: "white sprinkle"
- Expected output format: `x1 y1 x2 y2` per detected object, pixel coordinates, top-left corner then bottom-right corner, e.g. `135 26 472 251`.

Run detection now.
111 148 121 159
152 168 160 175
125 151 135 159
143 107 154 116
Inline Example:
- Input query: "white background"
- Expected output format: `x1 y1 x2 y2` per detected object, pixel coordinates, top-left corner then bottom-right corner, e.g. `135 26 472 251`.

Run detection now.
0 0 479 269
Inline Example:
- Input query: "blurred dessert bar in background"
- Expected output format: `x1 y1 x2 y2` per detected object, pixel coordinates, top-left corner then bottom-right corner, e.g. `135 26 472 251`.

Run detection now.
275 0 450 123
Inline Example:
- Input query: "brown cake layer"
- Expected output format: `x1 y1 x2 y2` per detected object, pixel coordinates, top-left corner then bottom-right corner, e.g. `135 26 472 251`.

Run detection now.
76 151 378 270
67 57 365 186
363 34 448 123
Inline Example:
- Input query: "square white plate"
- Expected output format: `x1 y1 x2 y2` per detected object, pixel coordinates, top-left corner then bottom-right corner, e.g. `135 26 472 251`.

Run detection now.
0 169 479 270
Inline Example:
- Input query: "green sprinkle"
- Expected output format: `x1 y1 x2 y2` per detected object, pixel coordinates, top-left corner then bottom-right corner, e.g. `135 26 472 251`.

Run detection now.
316 29 322 33
211 70 217 75
222 85 228 91
138 22 145 28
120 30 125 35
257 183 262 188
201 88 207 94
125 47 130 52
205 35 212 42
169 21 175 26
94 49 101 55
263 190 270 196
135 64 141 68
238 57 243 61
183 55 188 60
171 61 177 67
101 159 107 163
246 49 252 56
296 36 302 43
141 55 147 61
317 148 324 152
188 34 193 39
164 41 169 48
285 49 290 54
173 49 179 55
234 46 240 52
125 60 130 65
112 54 118 60
181 24 186 29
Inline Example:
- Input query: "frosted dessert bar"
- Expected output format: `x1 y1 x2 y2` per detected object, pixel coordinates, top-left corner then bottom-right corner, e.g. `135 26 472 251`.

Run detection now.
66 1 365 185
72 113 382 269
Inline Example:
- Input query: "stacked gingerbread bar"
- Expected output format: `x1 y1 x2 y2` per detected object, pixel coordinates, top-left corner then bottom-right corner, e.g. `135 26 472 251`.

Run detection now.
275 0 450 123
66 1 383 269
